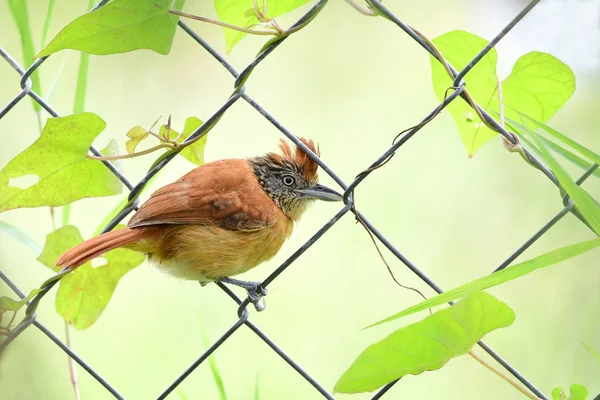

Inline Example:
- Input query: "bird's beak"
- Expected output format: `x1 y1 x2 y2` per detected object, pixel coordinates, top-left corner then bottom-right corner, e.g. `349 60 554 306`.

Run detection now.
298 184 343 202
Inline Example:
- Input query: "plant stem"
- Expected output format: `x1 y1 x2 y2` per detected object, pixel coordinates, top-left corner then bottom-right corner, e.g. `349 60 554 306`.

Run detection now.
87 144 173 161
169 10 277 35
64 322 81 400
468 351 538 400
345 0 375 15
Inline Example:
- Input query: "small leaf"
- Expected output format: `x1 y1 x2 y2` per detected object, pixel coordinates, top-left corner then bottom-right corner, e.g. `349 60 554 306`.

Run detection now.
37 225 144 329
553 384 589 400
161 117 206 165
214 0 312 52
335 292 514 393
0 289 42 317
429 30 498 156
36 0 186 57
125 126 150 154
553 388 566 400
0 113 122 213
568 384 588 400
492 52 575 130
366 237 600 328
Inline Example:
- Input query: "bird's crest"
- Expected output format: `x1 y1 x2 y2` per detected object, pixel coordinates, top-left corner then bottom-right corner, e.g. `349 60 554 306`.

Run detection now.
268 137 319 181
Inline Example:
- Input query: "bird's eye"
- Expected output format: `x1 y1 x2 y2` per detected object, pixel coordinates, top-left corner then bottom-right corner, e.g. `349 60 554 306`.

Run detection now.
282 175 295 186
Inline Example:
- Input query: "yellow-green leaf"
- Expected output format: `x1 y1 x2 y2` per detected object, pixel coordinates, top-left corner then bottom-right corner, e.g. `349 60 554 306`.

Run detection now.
429 30 498 156
0 113 122 213
335 292 514 393
161 116 206 166
37 225 144 330
552 384 589 400
492 51 575 130
125 126 150 154
214 0 312 52
36 0 186 57
366 237 600 328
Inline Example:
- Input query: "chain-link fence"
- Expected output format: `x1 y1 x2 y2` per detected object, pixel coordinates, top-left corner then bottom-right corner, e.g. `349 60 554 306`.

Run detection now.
1 0 597 398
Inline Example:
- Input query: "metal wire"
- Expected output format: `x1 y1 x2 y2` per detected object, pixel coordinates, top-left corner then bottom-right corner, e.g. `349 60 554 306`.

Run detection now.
1 1 595 399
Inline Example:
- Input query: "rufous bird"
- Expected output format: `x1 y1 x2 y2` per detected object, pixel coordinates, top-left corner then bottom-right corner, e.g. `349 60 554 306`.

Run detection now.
55 137 342 310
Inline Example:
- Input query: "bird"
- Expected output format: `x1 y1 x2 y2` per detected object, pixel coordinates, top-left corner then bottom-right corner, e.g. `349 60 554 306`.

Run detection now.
55 137 342 311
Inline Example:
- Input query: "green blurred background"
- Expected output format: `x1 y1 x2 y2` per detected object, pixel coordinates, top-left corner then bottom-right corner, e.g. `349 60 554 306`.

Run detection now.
1 0 600 399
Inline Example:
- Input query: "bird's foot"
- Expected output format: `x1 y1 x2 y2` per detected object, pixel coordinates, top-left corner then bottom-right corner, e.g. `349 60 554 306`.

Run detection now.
219 277 268 312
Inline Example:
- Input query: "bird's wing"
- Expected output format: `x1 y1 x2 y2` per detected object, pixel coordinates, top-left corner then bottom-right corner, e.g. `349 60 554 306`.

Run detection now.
128 159 280 232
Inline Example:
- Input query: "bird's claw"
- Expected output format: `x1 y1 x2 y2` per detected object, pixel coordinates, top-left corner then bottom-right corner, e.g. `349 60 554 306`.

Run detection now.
217 277 268 312
247 284 268 312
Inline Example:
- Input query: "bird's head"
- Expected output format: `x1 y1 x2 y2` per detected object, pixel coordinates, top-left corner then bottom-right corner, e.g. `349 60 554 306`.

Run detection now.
249 137 342 220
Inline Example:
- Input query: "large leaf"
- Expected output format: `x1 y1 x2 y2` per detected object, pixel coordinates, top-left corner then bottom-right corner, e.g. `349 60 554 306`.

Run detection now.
162 116 206 165
36 0 185 57
335 292 514 393
0 113 122 213
552 384 589 400
214 0 312 52
429 32 575 157
492 52 575 129
37 225 144 330
429 30 498 156
367 237 600 328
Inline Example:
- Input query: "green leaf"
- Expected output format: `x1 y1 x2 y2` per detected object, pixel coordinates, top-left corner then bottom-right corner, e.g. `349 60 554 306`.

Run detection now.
254 374 260 400
125 126 150 154
0 113 122 213
492 52 575 131
196 312 227 400
429 30 498 156
40 0 57 48
527 128 600 235
36 0 186 57
8 0 42 112
0 221 41 254
582 342 600 364
162 117 206 165
367 237 600 328
36 225 144 329
552 384 589 400
0 289 42 317
214 0 312 52
506 107 600 166
335 292 514 393
506 120 600 181
429 32 575 157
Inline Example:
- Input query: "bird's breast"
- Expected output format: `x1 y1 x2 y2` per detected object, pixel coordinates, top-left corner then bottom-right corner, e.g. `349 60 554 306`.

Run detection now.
138 217 294 282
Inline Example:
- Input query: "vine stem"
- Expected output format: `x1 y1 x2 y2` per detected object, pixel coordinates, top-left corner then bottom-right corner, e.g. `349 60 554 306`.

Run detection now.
64 322 81 400
168 10 278 36
468 351 538 400
344 0 374 15
87 144 174 161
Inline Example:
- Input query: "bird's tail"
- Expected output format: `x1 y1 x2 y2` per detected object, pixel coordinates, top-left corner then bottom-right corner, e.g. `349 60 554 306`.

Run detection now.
56 227 147 269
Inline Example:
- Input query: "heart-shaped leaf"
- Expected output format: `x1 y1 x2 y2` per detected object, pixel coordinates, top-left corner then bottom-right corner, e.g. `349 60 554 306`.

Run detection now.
37 225 145 329
335 291 514 393
0 113 122 213
37 0 185 57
